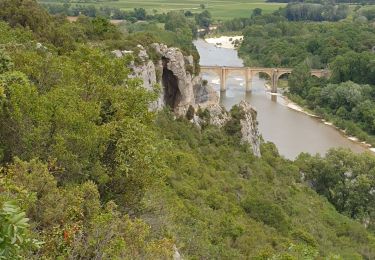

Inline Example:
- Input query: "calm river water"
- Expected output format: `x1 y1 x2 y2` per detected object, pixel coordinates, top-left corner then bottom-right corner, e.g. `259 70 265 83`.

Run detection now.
193 39 368 159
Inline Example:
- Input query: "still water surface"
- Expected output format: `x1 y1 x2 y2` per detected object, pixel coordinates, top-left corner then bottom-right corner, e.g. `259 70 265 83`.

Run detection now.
194 39 368 159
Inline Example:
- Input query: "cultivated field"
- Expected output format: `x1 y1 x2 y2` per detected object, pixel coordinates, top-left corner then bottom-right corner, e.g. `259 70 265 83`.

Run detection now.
39 0 286 20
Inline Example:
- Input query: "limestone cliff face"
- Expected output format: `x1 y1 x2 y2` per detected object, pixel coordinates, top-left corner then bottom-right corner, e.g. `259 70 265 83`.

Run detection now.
152 43 195 115
126 46 165 110
238 101 261 157
120 43 218 115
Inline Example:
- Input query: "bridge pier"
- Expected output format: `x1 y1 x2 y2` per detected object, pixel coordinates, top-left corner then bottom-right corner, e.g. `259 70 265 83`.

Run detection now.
271 70 278 93
245 69 251 92
220 68 226 91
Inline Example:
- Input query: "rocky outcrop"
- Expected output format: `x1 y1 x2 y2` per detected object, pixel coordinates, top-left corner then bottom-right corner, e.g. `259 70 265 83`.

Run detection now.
194 101 261 157
193 79 218 105
115 43 218 115
238 101 261 157
151 43 196 115
113 44 261 157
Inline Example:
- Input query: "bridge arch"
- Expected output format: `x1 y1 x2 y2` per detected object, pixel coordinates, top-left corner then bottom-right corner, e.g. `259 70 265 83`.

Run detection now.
276 71 291 81
275 71 292 91
225 69 248 91
200 68 223 91
249 71 273 93
251 70 273 79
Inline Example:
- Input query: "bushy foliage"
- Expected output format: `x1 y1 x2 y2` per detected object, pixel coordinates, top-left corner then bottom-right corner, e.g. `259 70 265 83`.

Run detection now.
282 3 349 21
287 65 375 144
239 21 375 68
296 149 375 233
0 200 42 259
151 112 375 259
1 159 173 259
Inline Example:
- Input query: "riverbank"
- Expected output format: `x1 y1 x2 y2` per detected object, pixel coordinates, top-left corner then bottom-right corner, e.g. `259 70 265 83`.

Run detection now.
205 36 243 49
258 83 370 154
262 83 375 153
283 93 375 154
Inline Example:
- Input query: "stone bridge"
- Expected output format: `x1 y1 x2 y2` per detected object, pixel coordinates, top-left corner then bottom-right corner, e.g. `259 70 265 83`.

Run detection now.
200 66 330 93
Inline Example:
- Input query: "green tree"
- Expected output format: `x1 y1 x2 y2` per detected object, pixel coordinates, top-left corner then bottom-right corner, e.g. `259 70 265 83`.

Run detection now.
0 201 42 259
196 10 212 28
296 149 375 230
251 8 263 18
330 51 374 85
165 11 197 37
0 50 13 74
0 0 53 41
288 63 312 97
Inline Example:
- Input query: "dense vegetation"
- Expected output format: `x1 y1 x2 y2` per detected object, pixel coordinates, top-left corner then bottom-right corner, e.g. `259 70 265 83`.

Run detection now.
281 2 349 21
239 21 375 69
41 3 214 32
43 4 151 21
219 4 375 32
152 113 375 259
296 149 375 233
1 0 375 259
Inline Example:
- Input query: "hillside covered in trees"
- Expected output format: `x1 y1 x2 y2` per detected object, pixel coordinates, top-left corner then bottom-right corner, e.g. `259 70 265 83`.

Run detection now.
0 0 375 259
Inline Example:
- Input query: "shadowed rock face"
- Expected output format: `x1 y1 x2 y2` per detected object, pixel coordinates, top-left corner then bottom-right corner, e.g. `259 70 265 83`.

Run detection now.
162 57 181 109
124 43 219 114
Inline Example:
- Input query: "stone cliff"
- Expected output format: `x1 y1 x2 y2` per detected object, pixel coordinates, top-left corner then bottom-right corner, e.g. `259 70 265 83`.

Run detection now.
116 43 218 115
238 101 261 157
113 43 260 157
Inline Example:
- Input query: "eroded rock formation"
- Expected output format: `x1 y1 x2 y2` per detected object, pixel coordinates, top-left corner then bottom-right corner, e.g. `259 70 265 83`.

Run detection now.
113 43 261 157
119 43 217 114
238 100 261 157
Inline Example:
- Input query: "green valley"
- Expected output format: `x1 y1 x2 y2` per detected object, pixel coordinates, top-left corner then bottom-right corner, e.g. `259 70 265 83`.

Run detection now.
0 0 374 259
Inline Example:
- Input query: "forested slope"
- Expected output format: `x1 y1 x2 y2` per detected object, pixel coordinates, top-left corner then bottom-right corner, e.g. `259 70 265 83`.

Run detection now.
0 1 374 259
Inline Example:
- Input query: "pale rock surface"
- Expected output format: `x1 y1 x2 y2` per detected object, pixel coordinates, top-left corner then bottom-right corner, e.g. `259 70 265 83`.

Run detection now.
193 77 219 105
120 43 218 114
152 43 195 115
205 104 230 127
238 100 261 157
173 245 182 260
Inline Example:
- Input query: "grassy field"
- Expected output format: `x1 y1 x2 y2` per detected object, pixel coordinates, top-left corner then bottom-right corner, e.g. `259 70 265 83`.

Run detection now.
39 0 286 20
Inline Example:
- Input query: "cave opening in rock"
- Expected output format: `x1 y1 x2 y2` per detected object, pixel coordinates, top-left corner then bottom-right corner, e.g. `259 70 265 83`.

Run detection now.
162 57 181 109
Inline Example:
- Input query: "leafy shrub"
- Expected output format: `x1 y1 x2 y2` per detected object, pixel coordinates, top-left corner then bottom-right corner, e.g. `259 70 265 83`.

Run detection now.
241 197 290 233
186 105 195 120
224 105 245 137
0 201 42 259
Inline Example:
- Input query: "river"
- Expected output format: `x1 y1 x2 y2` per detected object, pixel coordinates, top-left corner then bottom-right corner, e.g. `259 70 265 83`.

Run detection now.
193 39 368 159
